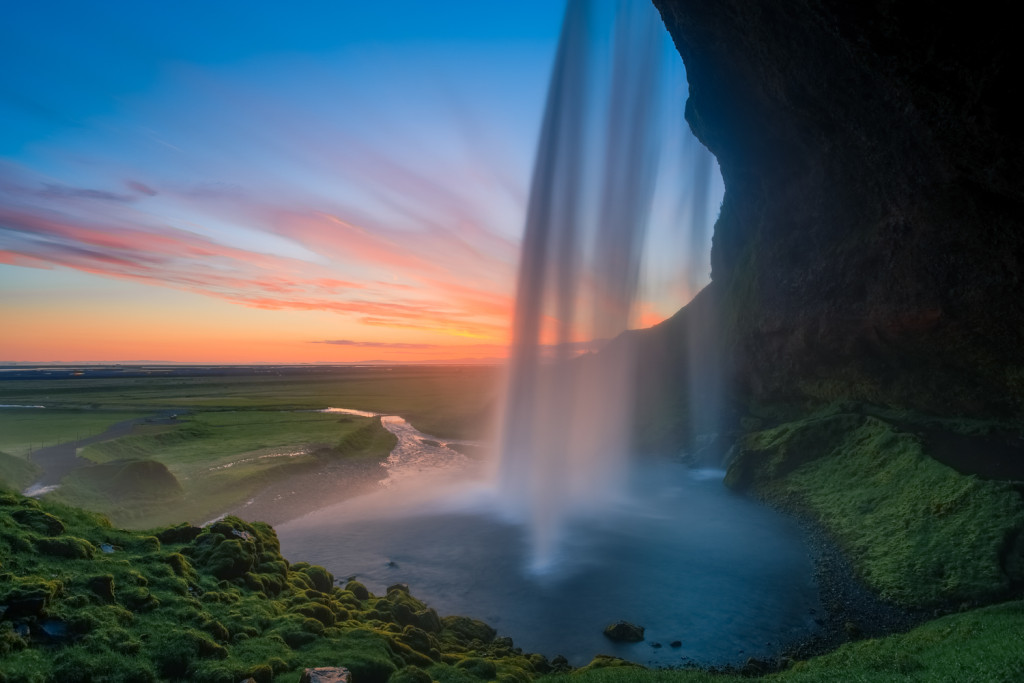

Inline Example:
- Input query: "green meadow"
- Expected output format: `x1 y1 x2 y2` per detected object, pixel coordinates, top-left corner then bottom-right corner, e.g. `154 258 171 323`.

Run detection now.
0 366 501 528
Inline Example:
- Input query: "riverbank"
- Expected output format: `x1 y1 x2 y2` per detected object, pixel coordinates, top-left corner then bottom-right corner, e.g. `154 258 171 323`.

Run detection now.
224 450 388 526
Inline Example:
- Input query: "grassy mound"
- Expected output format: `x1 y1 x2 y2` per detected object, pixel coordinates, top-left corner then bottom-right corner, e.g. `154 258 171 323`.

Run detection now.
0 451 39 491
0 491 545 683
726 408 1024 607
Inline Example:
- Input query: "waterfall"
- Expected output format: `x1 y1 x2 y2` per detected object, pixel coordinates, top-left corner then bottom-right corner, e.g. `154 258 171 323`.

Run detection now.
495 0 720 572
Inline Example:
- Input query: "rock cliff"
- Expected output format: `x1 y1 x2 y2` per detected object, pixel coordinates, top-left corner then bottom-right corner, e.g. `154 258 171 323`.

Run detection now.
653 0 1024 416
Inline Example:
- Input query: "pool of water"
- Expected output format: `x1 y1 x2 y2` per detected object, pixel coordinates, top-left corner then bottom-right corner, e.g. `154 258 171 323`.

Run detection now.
277 459 822 667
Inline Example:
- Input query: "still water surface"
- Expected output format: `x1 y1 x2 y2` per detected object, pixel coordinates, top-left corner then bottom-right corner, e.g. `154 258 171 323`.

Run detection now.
278 419 821 667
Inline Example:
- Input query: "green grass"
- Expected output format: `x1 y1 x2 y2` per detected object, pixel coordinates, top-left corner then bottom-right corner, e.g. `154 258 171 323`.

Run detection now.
727 410 1024 607
0 366 501 439
0 450 39 491
52 414 396 528
79 411 365 471
0 409 149 459
0 366 496 525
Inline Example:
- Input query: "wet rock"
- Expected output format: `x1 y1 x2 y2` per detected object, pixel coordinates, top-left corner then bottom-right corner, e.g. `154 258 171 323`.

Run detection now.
299 667 352 683
602 620 645 642
87 574 115 603
669 640 682 648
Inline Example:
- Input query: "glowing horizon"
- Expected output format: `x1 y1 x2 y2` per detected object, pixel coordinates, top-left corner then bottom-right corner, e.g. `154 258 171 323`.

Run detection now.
0 1 722 364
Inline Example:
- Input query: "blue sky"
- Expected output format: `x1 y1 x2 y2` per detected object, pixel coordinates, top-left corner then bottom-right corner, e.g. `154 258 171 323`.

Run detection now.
0 1 720 363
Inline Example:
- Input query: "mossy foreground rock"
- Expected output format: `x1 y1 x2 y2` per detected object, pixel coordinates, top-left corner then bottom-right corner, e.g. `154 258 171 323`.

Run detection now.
0 491 543 683
728 408 1024 608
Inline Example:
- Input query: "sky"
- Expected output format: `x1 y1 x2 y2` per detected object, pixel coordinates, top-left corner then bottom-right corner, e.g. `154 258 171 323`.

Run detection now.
0 1 721 364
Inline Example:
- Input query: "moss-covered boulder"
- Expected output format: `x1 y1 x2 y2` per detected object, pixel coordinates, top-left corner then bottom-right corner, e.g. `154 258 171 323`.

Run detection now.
442 615 497 645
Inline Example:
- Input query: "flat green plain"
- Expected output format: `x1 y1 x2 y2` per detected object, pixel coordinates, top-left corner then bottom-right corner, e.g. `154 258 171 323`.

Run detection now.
0 366 501 527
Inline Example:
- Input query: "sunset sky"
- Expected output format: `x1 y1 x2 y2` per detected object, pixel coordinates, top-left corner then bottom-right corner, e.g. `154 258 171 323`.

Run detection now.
0 1 721 364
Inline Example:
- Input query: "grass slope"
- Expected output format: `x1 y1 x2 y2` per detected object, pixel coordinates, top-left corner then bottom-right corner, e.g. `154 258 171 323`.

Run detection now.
0 410 150 460
726 409 1024 607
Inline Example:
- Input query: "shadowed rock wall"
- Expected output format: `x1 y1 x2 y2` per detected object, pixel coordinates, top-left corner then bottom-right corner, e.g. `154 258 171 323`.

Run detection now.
653 0 1024 416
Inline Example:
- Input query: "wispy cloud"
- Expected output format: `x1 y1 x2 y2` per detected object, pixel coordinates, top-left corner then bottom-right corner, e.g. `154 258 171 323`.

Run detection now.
0 161 516 343
38 183 134 203
312 340 440 349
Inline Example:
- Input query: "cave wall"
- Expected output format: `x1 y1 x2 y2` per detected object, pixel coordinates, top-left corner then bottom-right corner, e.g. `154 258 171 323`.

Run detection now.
652 0 1024 416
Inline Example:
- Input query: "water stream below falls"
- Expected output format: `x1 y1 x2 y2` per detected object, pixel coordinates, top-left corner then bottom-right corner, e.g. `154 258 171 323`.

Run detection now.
277 413 823 668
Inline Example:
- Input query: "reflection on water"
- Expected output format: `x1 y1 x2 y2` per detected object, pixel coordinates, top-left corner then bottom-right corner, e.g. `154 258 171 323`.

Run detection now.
278 459 822 668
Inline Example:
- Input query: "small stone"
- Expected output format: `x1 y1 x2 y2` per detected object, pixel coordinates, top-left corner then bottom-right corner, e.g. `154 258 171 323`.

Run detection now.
669 641 682 648
602 621 645 642
299 667 352 683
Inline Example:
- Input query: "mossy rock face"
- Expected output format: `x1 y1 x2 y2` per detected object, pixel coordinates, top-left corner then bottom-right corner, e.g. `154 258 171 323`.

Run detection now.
11 508 66 536
296 563 334 593
187 517 269 582
345 579 371 601
455 657 498 680
397 625 441 657
732 408 1024 607
442 615 497 645
292 601 336 626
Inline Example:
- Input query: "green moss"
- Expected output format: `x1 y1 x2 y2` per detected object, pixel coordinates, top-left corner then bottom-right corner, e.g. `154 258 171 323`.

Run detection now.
456 657 499 680
442 615 497 645
729 411 1024 607
34 535 96 559
10 508 66 536
390 665 434 683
